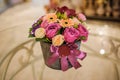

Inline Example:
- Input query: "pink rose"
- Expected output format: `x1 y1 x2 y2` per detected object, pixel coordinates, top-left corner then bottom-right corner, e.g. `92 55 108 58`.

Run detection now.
78 24 88 42
77 13 86 21
46 23 61 39
64 27 80 43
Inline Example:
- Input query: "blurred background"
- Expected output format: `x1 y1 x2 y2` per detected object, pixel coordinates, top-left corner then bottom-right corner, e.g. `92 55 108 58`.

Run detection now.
0 0 120 80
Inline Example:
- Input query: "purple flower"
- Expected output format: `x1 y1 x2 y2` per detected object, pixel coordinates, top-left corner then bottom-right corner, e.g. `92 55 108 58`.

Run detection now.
46 23 61 39
77 24 88 42
56 6 76 17
31 23 40 36
31 16 44 36
64 27 80 43
56 6 68 13
66 9 76 17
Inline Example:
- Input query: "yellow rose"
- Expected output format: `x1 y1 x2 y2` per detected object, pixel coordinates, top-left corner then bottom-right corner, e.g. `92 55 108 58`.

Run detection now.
52 35 64 46
35 28 45 38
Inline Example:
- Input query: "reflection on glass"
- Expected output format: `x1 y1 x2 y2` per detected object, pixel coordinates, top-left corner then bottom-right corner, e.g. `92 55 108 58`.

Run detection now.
100 49 105 55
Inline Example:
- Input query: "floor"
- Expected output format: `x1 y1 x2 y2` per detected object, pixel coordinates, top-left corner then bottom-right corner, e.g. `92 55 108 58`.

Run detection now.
0 2 120 80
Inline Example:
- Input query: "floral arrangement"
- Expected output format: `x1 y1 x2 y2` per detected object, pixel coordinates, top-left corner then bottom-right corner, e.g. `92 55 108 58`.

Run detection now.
29 6 89 71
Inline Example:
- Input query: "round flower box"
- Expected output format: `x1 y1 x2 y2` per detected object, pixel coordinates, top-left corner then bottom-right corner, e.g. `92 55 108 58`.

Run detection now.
29 6 89 71
40 41 81 70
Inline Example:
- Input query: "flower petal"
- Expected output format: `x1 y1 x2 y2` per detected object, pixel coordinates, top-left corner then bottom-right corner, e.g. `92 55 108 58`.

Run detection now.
52 35 64 46
61 57 68 71
35 28 46 38
77 51 87 60
68 54 81 69
50 45 58 53
77 13 86 21
46 53 59 66
40 20 48 29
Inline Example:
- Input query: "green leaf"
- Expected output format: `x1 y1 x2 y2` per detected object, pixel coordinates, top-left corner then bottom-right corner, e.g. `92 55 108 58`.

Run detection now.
29 28 32 33
37 20 42 24
58 28 64 34
56 12 61 19
35 37 52 42
28 28 34 38
63 13 67 19
74 24 78 28
46 38 52 42
35 38 44 41
33 23 38 27
28 34 34 38
61 14 65 19
60 13 67 19
56 12 68 19
79 20 83 23
57 30 61 34
69 16 74 18
80 36 86 40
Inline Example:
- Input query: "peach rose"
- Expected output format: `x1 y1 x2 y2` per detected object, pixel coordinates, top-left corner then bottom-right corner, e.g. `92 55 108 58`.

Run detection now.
35 28 45 38
52 35 64 46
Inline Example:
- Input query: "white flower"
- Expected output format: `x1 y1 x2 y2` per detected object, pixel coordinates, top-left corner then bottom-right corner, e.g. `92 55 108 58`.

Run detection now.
35 28 45 38
52 35 64 46
73 17 81 25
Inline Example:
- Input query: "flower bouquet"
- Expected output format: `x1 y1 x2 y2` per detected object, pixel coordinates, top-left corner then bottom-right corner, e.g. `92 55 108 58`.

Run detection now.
29 6 89 71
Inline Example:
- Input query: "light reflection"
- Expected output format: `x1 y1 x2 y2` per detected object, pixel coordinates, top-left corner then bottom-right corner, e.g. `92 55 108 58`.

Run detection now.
104 24 108 28
98 31 103 35
100 49 105 55
97 25 109 36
